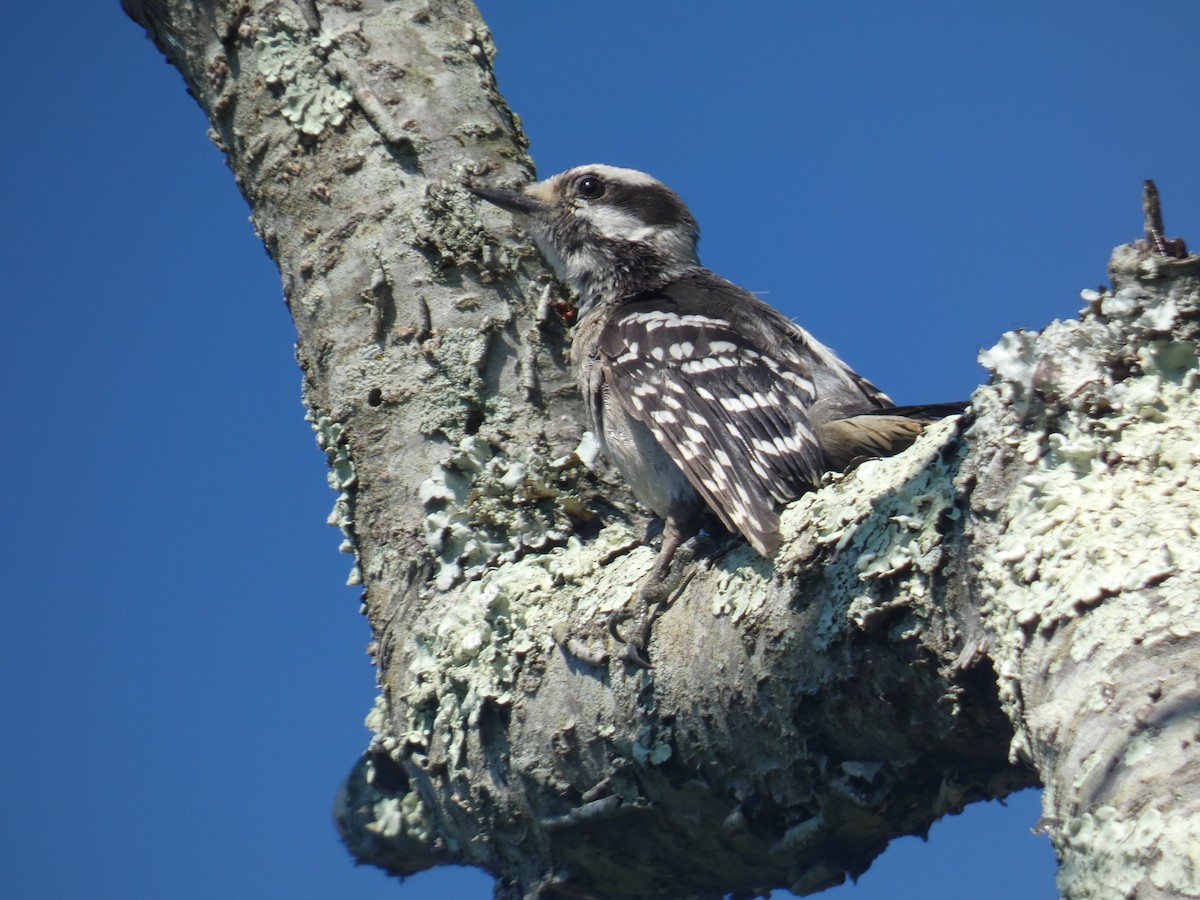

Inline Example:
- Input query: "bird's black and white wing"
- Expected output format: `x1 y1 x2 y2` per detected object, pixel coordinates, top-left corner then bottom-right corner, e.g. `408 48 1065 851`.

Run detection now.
597 273 883 556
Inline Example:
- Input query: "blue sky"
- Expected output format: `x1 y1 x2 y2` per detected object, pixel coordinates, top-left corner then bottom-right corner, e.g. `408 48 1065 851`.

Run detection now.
4 2 1197 898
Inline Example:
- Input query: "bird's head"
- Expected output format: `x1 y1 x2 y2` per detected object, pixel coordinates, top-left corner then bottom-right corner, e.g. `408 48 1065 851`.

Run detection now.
470 165 701 312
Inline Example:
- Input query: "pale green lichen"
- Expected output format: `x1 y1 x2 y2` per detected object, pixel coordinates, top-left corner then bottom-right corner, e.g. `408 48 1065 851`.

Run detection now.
709 551 771 623
414 326 507 442
631 725 673 766
363 520 643 788
412 182 522 281
401 562 550 766
1057 805 1200 898
973 285 1200 762
1120 730 1155 769
419 435 593 591
308 408 361 585
253 11 352 136
548 529 649 622
390 407 966 793
776 417 965 647
351 747 436 846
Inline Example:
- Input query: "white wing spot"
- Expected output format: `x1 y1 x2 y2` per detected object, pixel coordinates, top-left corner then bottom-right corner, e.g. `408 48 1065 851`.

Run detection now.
676 314 729 328
667 341 695 360
752 438 780 456
734 482 754 510
779 370 814 391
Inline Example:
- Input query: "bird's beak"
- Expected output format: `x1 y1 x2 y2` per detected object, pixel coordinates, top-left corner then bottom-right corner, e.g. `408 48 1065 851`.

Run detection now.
468 185 549 216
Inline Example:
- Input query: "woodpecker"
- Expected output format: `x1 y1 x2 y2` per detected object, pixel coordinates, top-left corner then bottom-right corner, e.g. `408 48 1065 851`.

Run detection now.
471 165 963 661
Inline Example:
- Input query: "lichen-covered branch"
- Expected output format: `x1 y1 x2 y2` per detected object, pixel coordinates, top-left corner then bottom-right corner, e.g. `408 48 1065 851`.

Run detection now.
125 2 1200 897
967 245 1200 900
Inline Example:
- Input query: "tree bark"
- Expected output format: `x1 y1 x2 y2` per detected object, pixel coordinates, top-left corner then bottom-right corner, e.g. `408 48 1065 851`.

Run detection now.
125 2 1200 897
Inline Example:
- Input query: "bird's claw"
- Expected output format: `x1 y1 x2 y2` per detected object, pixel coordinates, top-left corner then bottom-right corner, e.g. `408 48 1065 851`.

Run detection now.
606 534 717 668
607 604 656 669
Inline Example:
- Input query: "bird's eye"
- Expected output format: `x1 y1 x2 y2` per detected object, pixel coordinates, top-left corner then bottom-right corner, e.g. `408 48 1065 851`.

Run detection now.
576 175 606 200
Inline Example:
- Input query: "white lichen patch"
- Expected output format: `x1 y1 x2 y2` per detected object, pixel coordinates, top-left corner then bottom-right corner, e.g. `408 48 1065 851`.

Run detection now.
977 329 1040 397
308 408 361 585
1096 278 1183 334
419 436 591 590
566 431 602 470
1057 805 1200 898
253 11 353 136
709 546 771 623
777 417 965 645
1120 729 1155 769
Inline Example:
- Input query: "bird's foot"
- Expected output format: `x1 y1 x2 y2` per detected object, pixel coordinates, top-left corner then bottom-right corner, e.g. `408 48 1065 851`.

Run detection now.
607 534 714 668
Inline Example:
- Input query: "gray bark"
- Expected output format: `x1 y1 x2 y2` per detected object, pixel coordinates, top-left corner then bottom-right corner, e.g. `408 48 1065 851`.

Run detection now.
125 2 1200 897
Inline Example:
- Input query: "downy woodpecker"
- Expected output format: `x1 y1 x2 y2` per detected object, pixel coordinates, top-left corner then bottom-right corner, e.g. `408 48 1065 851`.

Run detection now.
471 165 963 661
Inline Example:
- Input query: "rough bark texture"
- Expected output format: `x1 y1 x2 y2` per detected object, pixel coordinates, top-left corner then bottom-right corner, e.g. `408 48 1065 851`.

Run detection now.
125 2 1200 898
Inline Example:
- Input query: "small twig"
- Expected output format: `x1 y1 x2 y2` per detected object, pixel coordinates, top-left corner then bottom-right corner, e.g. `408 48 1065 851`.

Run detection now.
329 55 415 151
297 0 322 32
368 250 397 346
1142 179 1189 259
1142 180 1164 246
541 795 634 830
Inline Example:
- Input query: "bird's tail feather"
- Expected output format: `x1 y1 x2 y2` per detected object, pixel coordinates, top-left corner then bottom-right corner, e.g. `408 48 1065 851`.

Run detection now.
816 402 967 471
872 401 969 420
